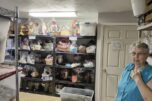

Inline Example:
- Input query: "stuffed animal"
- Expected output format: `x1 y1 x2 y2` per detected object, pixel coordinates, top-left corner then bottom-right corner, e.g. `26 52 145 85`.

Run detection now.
38 20 47 35
27 21 34 35
41 66 52 80
20 24 28 35
21 38 30 50
45 55 53 65
49 19 60 36
56 39 70 52
71 19 80 36
78 45 86 53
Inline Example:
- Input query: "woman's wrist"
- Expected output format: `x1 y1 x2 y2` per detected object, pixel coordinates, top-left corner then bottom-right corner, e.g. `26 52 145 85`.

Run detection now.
135 77 143 86
131 69 142 83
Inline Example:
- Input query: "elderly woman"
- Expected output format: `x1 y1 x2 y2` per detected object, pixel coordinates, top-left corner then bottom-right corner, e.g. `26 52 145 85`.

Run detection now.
116 42 152 101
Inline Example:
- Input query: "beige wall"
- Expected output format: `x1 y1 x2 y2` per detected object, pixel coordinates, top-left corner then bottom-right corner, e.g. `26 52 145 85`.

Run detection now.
99 11 137 24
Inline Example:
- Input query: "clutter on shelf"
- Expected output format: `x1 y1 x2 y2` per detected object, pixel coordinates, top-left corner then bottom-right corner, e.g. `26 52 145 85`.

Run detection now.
6 18 97 96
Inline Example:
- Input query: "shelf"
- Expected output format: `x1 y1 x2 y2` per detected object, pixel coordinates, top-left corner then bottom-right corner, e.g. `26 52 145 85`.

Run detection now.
55 65 95 70
8 34 15 38
55 36 96 39
147 0 152 5
18 26 96 96
21 77 53 82
0 14 11 20
18 49 53 53
20 90 53 96
137 23 152 30
6 48 15 51
31 35 54 40
33 35 53 38
19 35 96 39
56 51 95 55
55 80 94 87
19 34 53 38
19 62 35 66
3 60 15 65
19 63 53 67
19 35 54 40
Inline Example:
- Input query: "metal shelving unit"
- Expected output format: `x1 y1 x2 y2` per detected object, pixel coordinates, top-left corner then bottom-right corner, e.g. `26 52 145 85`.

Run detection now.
19 34 55 95
54 35 96 100
0 7 20 101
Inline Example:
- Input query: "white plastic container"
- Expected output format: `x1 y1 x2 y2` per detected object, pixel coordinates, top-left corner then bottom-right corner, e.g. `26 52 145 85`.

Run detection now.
131 0 146 17
59 87 94 101
80 22 96 36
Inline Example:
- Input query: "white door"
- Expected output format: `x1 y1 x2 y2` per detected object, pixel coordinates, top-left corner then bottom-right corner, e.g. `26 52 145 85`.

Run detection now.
101 25 138 101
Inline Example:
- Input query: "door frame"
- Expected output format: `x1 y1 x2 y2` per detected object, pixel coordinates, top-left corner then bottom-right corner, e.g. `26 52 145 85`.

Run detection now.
95 23 138 101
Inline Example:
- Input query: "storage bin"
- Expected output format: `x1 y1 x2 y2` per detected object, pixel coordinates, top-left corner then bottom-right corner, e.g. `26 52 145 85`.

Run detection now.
80 22 96 36
59 87 94 101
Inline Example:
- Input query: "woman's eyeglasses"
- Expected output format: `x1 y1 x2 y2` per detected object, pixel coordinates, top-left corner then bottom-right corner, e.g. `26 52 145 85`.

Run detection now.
131 52 147 56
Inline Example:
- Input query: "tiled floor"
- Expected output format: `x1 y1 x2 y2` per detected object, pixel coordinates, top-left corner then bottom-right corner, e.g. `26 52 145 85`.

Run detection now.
19 92 60 101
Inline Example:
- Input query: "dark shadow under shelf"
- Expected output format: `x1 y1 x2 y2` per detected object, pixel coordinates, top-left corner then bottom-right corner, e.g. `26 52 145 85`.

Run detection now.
18 49 53 54
55 80 94 87
19 90 54 96
19 62 53 67
55 36 96 39
56 51 95 56
21 77 53 82
55 65 95 70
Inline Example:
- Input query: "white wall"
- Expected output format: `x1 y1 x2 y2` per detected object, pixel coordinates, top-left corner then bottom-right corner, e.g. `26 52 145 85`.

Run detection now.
99 11 137 25
95 23 104 101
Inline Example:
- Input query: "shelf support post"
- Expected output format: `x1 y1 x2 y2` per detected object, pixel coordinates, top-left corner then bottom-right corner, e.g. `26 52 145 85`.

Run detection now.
15 6 19 101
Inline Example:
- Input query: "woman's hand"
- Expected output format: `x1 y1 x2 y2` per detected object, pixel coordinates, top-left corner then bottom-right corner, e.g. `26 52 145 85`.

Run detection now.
130 68 142 83
131 67 152 101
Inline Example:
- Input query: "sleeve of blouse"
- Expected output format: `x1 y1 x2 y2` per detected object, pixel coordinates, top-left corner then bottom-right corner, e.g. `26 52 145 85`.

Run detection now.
143 66 152 83
120 63 132 80
147 69 152 82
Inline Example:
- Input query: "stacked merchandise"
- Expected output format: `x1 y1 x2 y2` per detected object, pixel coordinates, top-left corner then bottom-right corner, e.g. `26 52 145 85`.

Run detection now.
17 18 97 96
137 0 152 25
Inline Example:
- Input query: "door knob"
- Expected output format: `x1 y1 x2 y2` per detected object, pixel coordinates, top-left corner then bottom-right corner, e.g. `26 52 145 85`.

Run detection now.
103 69 107 73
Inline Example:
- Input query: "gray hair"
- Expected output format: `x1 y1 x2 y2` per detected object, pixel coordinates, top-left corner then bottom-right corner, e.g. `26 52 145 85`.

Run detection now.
129 41 149 54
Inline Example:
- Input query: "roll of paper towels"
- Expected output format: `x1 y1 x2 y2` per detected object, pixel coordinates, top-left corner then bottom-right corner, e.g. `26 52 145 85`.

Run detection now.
0 17 10 63
131 0 146 17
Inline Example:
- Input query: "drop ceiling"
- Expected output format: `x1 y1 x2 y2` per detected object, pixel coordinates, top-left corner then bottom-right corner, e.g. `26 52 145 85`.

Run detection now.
0 0 132 17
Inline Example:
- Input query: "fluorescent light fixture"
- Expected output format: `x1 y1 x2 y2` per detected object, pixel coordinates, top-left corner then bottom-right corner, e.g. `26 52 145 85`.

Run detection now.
29 11 77 17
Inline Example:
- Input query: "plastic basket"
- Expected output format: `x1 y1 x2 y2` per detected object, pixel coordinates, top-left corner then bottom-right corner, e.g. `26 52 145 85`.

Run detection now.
59 87 94 101
80 22 96 36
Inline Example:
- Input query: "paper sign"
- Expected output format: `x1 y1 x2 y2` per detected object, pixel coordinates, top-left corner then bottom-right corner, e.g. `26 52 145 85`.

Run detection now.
69 36 77 40
29 35 36 39
111 41 122 50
